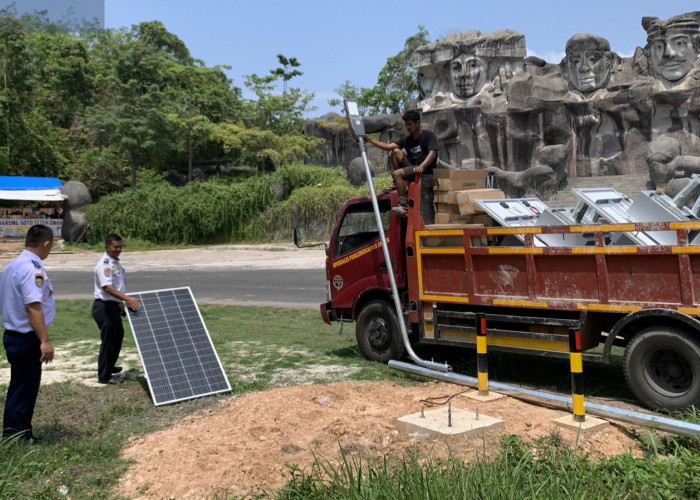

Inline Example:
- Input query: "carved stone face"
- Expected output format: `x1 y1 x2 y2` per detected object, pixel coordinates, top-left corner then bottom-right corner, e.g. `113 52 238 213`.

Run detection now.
450 55 488 98
417 72 434 99
566 50 609 92
649 33 698 82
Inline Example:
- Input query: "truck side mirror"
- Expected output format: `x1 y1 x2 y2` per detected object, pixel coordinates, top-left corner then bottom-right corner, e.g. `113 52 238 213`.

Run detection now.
293 227 328 251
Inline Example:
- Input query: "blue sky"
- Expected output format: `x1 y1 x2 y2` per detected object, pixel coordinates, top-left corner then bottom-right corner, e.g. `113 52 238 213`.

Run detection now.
8 1 700 117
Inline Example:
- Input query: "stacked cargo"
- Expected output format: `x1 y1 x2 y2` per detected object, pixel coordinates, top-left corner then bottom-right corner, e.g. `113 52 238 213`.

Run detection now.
428 169 505 246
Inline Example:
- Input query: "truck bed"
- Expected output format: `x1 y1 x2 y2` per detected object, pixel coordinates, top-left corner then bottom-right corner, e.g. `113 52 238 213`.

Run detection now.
411 221 700 315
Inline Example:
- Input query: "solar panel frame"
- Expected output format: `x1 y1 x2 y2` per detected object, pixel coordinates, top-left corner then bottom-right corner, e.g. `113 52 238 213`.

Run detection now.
125 286 231 406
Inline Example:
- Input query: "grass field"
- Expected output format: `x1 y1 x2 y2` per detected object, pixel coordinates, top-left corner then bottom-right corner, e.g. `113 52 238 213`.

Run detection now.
1 300 700 499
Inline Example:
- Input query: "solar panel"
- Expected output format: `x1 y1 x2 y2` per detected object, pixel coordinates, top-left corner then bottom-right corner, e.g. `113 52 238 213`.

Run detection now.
125 287 231 406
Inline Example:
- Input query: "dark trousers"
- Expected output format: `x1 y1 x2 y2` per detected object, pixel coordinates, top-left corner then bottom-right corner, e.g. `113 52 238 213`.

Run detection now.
3 331 41 438
92 300 124 382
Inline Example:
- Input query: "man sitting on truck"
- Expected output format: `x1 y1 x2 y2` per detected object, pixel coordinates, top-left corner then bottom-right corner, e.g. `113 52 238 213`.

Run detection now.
363 109 438 216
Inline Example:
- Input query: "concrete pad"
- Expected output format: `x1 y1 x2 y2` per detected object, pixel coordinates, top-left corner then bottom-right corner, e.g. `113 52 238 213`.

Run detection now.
460 390 507 402
397 406 504 439
553 414 609 435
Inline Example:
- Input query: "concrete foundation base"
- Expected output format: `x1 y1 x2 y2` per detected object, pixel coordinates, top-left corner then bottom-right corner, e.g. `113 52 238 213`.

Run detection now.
553 414 609 435
460 390 507 402
397 406 504 439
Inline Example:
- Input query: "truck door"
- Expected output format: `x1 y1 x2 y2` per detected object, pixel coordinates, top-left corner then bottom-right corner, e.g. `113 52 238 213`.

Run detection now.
328 197 403 308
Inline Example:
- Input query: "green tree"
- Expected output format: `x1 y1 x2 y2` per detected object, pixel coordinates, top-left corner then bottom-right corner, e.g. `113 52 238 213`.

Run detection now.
28 31 92 128
83 23 192 187
0 11 76 176
270 53 302 95
244 54 315 136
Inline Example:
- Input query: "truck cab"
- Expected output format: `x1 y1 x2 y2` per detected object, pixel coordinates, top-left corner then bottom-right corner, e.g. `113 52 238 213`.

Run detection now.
321 191 405 345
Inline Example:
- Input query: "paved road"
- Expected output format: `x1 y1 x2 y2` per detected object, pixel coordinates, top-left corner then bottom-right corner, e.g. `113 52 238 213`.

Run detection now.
50 268 328 308
1 245 328 308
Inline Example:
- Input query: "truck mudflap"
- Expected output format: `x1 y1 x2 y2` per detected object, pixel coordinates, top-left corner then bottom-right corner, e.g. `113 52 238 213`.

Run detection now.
320 302 334 325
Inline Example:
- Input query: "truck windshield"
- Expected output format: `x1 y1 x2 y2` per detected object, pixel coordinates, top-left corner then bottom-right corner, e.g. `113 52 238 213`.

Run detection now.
334 199 391 258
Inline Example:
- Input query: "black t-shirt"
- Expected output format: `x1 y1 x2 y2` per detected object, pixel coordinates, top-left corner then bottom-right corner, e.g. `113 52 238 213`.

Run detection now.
396 129 439 173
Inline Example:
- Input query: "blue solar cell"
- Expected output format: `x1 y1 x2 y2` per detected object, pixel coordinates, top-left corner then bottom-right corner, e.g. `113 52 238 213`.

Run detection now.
126 287 231 405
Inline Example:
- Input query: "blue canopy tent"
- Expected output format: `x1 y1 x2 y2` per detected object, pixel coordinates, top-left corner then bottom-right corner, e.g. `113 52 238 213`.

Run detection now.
0 176 66 201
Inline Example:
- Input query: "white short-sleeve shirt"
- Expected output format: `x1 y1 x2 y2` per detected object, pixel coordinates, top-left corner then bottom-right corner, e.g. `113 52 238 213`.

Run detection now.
0 249 55 333
94 252 126 301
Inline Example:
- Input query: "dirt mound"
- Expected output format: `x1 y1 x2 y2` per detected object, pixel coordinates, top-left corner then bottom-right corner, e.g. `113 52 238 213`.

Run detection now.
117 381 647 499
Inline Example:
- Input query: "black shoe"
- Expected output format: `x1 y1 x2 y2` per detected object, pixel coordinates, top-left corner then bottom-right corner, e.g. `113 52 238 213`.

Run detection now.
111 366 123 374
97 376 123 385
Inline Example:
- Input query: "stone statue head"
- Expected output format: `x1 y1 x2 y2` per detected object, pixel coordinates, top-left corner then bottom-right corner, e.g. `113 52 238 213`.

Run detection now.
417 70 437 99
449 53 489 98
642 11 700 83
562 33 615 94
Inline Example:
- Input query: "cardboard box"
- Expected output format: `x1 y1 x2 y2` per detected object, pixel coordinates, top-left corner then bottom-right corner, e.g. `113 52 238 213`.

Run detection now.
433 190 451 203
434 169 488 191
435 178 452 190
455 189 505 215
470 235 489 246
423 224 485 247
451 171 488 191
471 214 495 226
434 202 461 214
434 212 472 224
422 224 490 247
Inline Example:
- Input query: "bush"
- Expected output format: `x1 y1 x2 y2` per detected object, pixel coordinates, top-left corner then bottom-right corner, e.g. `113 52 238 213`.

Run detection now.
84 168 396 245
85 175 275 244
273 164 350 195
244 200 292 242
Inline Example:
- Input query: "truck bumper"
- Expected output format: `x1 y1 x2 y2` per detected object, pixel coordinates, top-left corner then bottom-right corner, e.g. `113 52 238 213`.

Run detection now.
320 302 334 325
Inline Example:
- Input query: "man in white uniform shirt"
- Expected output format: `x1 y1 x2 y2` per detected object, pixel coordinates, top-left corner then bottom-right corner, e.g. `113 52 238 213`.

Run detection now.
1 224 55 442
93 234 140 384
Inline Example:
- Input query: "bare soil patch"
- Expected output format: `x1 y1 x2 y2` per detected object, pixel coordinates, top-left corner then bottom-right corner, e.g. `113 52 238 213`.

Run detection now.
117 380 649 499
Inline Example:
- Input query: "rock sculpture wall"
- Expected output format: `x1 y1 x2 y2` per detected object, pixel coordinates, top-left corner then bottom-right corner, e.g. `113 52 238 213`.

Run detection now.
412 11 700 198
306 11 700 198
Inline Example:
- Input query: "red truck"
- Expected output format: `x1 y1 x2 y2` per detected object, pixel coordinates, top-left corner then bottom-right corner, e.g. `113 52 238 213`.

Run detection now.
319 176 700 411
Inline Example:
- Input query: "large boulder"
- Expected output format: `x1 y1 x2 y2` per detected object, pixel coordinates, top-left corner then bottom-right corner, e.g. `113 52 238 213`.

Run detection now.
60 181 92 242
61 209 88 242
61 180 91 210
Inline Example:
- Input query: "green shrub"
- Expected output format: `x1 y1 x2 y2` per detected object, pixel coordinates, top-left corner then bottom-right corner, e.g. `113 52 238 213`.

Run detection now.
273 164 350 195
85 176 275 244
288 184 360 235
84 169 396 245
244 200 292 242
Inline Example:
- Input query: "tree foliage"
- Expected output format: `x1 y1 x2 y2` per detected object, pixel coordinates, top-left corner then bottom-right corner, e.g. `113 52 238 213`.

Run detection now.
0 10 429 245
244 53 316 136
0 12 321 197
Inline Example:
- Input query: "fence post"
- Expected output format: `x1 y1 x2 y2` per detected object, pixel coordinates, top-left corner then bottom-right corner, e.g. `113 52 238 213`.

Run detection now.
568 327 586 422
476 313 489 396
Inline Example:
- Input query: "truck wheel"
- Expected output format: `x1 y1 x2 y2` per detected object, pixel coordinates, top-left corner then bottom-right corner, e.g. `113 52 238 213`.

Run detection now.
356 301 405 362
623 326 700 411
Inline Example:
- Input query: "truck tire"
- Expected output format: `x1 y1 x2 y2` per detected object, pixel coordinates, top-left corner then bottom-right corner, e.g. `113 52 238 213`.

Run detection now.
623 326 700 411
356 301 405 362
